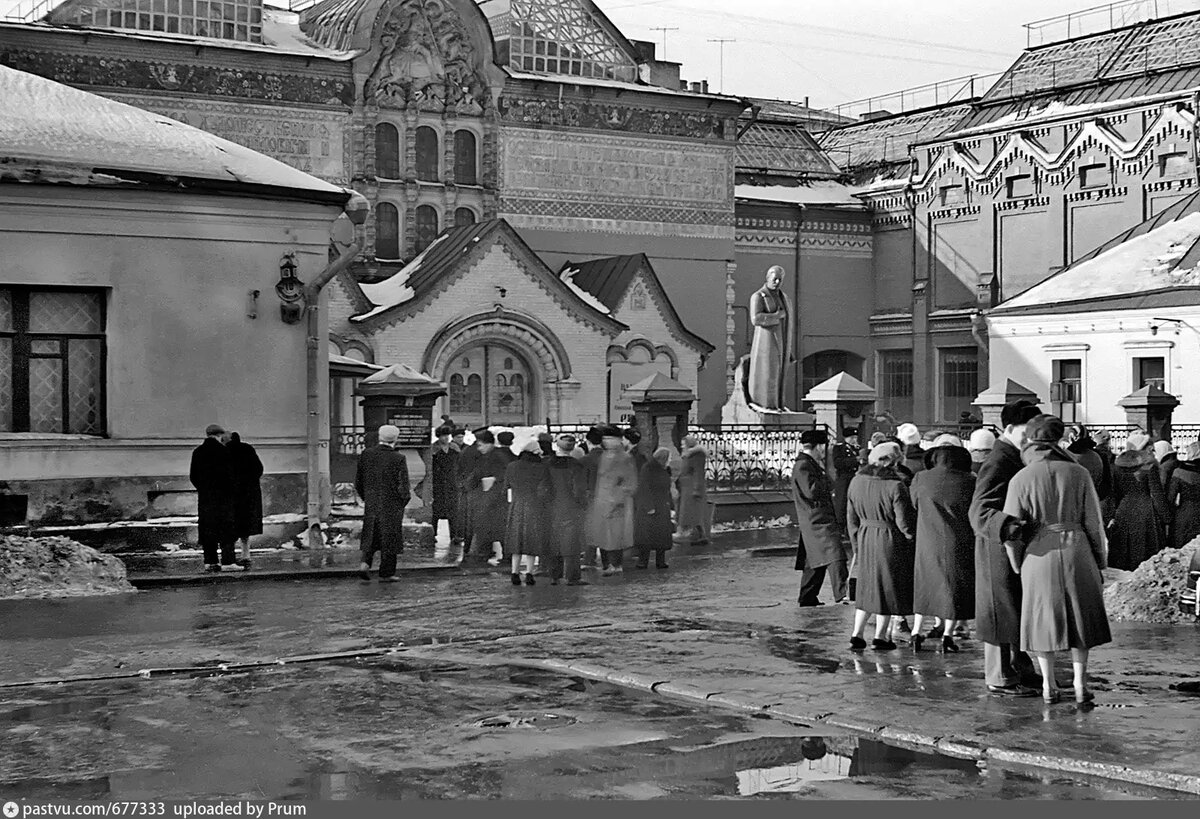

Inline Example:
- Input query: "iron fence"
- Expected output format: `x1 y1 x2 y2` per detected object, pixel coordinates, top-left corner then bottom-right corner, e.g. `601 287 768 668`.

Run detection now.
695 427 812 493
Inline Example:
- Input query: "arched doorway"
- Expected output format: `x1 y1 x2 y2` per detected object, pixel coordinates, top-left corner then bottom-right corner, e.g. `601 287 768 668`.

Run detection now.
446 343 534 429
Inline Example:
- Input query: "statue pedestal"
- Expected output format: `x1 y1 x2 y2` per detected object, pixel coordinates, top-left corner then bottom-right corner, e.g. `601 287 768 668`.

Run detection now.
721 354 814 427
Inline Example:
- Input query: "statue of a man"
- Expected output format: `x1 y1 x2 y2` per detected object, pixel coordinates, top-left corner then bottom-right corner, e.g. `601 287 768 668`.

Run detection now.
747 265 792 410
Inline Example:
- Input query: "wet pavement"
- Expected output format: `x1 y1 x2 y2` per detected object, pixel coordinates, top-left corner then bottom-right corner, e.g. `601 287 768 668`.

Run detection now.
2 540 1200 799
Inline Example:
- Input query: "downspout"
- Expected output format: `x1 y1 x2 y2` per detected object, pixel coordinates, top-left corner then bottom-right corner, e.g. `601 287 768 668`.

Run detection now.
1192 89 1200 190
793 204 805 413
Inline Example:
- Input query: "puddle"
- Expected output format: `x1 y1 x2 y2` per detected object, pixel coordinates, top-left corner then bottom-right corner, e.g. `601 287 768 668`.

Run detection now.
648 618 715 633
766 636 843 673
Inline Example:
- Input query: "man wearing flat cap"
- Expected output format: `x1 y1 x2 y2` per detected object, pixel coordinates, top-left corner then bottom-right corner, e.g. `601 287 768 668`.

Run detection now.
969 400 1042 695
355 424 412 582
189 423 239 572
792 429 849 605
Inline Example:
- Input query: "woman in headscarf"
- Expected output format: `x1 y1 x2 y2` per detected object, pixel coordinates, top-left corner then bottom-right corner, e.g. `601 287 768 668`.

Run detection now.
634 447 674 570
505 439 550 586
1108 431 1170 570
847 442 916 651
1167 441 1200 548
1004 415 1111 706
910 434 976 652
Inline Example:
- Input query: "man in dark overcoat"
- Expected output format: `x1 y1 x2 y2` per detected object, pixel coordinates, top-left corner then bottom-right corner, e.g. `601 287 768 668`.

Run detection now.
792 429 849 606
546 433 590 585
968 400 1041 696
456 426 485 564
422 424 460 549
189 423 239 572
227 431 264 570
355 424 411 582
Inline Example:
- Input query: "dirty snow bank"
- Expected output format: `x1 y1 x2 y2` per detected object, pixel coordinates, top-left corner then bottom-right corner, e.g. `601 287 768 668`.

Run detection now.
0 535 135 600
1102 539 1199 624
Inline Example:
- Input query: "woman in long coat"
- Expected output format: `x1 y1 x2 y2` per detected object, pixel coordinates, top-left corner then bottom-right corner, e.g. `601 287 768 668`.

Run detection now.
910 436 976 652
421 426 460 547
505 440 550 586
1167 442 1200 548
846 442 916 651
227 432 264 568
1108 432 1170 570
634 448 674 569
1003 415 1111 706
587 428 638 574
675 436 709 543
465 431 509 565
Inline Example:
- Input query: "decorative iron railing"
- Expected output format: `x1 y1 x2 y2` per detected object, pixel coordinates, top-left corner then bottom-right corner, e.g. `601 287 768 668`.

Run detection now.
695 426 818 493
333 425 368 455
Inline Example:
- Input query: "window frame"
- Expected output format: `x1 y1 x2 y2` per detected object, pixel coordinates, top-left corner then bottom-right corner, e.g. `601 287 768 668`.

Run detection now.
454 207 478 228
453 129 479 186
374 121 401 181
415 126 440 183
415 205 440 253
937 346 979 424
0 285 108 436
375 201 401 260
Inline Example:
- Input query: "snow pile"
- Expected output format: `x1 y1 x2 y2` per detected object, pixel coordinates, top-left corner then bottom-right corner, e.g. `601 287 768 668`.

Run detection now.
355 235 448 321
0 535 135 600
1102 539 1199 624
559 267 612 315
735 182 862 206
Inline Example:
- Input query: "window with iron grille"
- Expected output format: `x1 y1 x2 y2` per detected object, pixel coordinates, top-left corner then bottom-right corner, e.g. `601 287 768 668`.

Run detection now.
375 202 400 260
415 127 439 182
0 287 106 435
415 206 440 253
453 130 478 185
878 350 914 423
375 122 400 180
939 347 978 423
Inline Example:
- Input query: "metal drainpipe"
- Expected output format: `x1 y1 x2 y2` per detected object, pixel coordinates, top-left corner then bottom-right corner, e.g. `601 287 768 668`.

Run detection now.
303 242 361 546
793 203 805 414
1192 90 1200 189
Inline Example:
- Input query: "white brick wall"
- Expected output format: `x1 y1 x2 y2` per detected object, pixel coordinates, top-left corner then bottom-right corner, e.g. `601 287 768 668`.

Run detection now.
610 271 703 395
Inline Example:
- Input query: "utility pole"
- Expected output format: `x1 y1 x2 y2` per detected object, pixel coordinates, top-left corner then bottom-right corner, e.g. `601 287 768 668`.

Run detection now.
649 26 679 59
707 38 736 93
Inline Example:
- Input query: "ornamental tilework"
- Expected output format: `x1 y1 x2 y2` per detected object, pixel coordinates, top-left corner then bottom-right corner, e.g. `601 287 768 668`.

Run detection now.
500 197 734 227
0 49 354 107
498 93 734 141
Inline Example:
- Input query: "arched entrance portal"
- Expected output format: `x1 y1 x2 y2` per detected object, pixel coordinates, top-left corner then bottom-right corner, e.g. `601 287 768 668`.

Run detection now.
446 343 534 428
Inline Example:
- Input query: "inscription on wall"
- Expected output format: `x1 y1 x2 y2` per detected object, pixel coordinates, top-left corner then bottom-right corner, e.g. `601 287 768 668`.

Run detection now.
107 93 350 183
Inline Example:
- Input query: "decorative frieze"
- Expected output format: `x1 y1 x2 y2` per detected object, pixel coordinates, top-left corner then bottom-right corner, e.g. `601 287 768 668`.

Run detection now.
498 92 734 141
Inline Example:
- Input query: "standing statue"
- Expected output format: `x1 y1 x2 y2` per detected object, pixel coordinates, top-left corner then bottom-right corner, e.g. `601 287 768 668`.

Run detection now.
748 265 793 410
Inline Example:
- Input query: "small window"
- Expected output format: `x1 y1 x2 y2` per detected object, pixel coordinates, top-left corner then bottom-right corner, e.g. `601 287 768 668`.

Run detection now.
1079 163 1108 189
454 207 477 227
1051 358 1082 422
415 205 439 253
375 122 400 180
495 374 508 386
503 357 514 370
1006 174 1033 198
460 357 470 369
939 185 964 206
1159 152 1189 178
415 126 439 182
454 130 478 185
375 202 400 260
1135 356 1165 390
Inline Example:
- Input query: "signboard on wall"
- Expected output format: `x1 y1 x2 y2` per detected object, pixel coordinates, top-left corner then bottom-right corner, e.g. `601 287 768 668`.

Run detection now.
387 407 435 448
608 361 672 424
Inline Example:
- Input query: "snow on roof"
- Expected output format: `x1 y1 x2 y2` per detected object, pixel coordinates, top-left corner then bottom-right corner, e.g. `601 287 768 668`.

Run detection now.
998 210 1200 311
559 266 612 315
734 182 863 206
944 90 1188 139
329 353 383 369
503 68 740 101
0 64 348 200
355 235 449 321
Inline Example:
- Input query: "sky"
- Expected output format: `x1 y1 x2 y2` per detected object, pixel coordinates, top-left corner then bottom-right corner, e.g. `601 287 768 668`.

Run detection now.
595 0 1200 110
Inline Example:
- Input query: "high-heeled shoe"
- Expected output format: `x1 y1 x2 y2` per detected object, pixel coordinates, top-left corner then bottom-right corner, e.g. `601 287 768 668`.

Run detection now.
1043 690 1061 704
942 636 959 653
850 636 867 650
872 639 897 651
911 635 925 652
1075 689 1095 704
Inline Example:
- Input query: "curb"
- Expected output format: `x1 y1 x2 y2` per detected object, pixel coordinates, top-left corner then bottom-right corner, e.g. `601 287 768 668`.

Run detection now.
412 648 1200 796
128 563 468 588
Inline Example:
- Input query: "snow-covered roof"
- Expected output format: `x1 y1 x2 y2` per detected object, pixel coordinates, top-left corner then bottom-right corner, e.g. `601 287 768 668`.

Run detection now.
735 182 864 207
355 235 449 321
503 67 740 101
559 266 612 315
329 353 383 369
993 190 1200 315
0 64 349 202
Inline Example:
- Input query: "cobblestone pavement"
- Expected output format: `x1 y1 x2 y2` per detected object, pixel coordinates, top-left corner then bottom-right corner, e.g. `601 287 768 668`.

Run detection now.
2 542 1199 795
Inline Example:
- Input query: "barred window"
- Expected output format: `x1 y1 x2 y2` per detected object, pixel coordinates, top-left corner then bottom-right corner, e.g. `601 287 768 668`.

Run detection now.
878 350 913 424
0 287 106 435
939 347 978 423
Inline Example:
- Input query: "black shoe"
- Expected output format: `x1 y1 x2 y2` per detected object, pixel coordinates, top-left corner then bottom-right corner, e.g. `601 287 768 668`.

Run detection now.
942 636 959 653
203 564 221 574
911 635 925 652
797 600 824 607
511 573 522 585
379 576 400 583
525 573 536 586
655 560 668 569
358 570 371 582
566 579 590 586
987 684 1039 698
872 639 897 651
850 636 867 650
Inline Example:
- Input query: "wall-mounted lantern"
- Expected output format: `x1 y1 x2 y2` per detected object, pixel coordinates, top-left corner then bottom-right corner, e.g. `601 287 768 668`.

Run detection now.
276 252 305 324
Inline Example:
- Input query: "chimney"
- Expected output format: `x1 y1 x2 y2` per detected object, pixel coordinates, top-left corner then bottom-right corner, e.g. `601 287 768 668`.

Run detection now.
701 80 709 94
631 39 657 61
679 79 688 91
691 81 703 93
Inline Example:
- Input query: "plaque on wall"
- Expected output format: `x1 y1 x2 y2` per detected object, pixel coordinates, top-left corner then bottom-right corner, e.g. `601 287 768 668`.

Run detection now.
387 407 435 448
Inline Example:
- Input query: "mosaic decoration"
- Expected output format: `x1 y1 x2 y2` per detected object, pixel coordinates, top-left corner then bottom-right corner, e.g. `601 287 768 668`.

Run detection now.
498 93 733 141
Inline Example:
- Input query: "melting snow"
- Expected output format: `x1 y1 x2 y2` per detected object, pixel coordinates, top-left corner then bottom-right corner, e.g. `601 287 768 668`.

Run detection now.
559 267 612 315
353 235 449 321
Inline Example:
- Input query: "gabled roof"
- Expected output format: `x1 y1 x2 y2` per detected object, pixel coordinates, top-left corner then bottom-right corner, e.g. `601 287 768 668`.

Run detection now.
558 254 715 354
0 64 348 204
350 218 628 332
991 189 1200 316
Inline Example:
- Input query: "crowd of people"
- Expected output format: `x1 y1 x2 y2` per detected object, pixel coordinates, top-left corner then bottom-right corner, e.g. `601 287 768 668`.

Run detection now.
796 401 1200 707
357 421 713 587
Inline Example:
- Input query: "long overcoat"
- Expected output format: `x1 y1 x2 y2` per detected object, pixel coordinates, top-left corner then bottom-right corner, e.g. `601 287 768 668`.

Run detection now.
634 459 674 551
587 449 637 553
456 443 481 544
504 452 551 558
355 443 410 554
189 438 235 546
747 285 791 410
227 437 264 539
911 446 976 620
791 451 845 570
676 445 708 529
422 441 460 520
546 455 589 556
1168 461 1200 548
466 448 509 546
846 466 916 615
1003 445 1112 653
1108 449 1169 570
968 438 1025 646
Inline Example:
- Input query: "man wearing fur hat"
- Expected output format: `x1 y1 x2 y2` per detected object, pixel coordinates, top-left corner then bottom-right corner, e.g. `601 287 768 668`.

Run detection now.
969 400 1042 695
355 424 411 582
792 429 849 606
